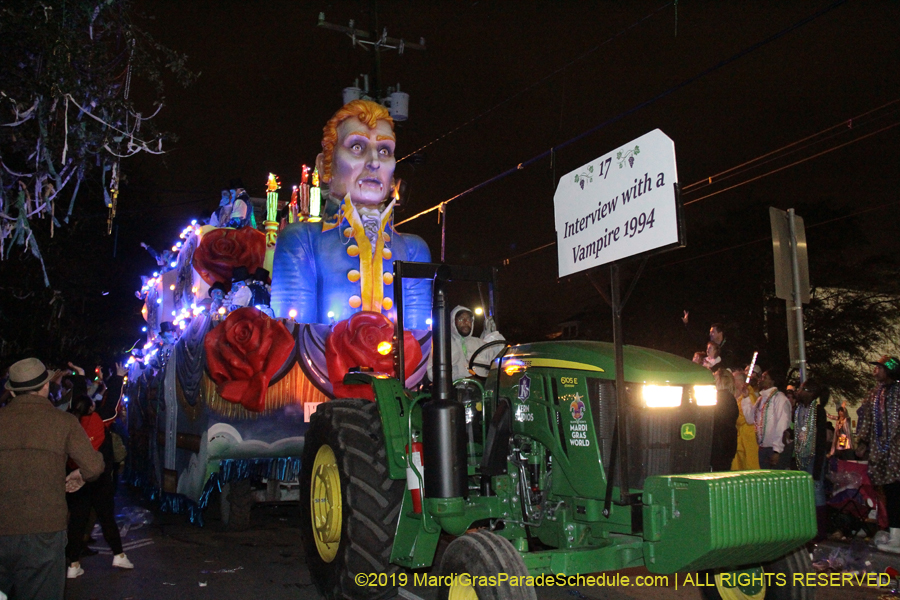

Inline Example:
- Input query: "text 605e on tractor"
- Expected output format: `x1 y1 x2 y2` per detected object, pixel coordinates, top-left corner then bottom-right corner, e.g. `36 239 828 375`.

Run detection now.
299 262 817 600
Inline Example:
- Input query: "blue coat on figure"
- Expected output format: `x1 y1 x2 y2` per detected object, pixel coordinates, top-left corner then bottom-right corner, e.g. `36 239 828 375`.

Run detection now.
271 196 431 328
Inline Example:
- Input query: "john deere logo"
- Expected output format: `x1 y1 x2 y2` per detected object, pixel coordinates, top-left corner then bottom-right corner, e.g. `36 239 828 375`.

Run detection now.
681 423 696 440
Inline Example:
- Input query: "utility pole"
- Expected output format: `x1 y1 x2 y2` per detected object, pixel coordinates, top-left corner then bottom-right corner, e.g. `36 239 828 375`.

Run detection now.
317 7 425 120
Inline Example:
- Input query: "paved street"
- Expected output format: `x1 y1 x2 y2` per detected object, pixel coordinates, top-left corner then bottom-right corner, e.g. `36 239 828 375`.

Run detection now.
64 487 891 600
64 488 315 600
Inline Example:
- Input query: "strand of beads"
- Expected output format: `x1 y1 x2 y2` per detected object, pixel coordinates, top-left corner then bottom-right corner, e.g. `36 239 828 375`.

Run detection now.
874 386 890 454
794 400 817 470
755 393 772 446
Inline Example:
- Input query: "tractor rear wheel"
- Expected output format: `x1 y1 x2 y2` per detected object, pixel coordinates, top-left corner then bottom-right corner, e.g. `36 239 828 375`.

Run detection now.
436 530 536 600
299 399 405 600
700 547 815 600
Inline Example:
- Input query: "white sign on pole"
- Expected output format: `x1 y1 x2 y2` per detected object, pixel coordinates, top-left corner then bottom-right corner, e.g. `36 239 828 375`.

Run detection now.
554 129 681 278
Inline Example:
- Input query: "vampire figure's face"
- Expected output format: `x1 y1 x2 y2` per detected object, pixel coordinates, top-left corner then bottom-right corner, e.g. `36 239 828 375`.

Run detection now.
329 117 396 206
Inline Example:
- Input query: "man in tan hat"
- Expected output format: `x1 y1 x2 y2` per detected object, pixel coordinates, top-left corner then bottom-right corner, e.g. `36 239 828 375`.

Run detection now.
0 357 104 600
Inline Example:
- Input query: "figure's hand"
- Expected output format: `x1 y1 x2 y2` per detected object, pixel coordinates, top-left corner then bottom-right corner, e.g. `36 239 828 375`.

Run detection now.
66 469 85 493
682 310 689 325
783 429 794 446
49 369 65 384
769 452 781 467
140 242 148 250
115 362 127 377
68 362 85 376
483 316 497 334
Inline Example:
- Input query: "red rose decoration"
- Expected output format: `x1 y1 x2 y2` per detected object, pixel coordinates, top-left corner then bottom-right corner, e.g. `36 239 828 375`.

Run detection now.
204 307 294 412
326 311 422 401
193 227 266 286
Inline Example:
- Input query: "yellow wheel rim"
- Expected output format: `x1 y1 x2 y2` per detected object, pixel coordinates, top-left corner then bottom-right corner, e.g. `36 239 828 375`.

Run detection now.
311 444 342 563
714 569 767 600
447 575 478 600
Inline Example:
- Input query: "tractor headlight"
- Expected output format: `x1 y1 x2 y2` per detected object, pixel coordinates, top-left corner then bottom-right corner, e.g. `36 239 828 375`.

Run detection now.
693 385 718 406
641 384 683 408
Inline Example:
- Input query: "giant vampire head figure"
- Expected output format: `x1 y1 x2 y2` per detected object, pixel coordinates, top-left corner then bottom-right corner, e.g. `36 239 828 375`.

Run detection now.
316 100 396 208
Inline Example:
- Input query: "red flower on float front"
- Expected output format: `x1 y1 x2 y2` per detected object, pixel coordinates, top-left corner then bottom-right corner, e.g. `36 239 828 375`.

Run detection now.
204 307 294 412
193 226 266 286
325 311 422 401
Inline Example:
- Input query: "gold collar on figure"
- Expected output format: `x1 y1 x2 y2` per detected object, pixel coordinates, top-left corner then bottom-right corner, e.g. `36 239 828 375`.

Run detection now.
340 195 394 312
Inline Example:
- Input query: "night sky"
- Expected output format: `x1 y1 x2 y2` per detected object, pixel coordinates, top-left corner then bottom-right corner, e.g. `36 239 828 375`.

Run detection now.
120 0 900 363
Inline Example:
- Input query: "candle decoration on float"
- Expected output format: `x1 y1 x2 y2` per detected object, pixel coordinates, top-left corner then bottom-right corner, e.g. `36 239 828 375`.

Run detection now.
308 167 322 222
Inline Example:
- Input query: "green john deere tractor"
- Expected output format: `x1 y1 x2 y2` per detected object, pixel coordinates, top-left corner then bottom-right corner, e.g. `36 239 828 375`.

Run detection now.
300 262 816 600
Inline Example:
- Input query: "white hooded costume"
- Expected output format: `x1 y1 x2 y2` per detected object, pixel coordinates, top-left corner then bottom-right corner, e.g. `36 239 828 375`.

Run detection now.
429 305 505 382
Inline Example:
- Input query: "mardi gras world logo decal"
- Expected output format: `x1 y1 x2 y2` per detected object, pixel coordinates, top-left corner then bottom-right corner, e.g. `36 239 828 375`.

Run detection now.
567 393 590 447
570 394 585 421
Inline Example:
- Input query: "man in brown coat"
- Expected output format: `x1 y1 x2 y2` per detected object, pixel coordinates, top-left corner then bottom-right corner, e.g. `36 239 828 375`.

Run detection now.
0 358 104 600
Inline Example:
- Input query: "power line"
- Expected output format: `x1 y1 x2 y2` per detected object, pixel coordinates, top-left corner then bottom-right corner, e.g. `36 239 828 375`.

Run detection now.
682 120 900 206
398 0 849 227
682 98 900 194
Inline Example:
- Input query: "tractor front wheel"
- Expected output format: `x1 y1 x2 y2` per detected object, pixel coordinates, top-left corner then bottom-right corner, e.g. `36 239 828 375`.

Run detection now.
700 547 815 600
299 399 405 600
436 530 536 600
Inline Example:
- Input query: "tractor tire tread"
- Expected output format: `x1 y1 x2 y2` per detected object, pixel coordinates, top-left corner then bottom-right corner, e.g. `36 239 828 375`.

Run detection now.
300 399 404 600
437 530 536 600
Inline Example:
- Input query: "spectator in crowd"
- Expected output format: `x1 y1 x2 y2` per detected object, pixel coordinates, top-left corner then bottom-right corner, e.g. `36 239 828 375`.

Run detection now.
704 341 722 372
0 358 104 600
682 312 735 369
94 362 126 425
791 379 830 538
855 355 900 553
732 366 761 470
692 351 706 366
785 384 797 410
65 396 133 578
59 362 89 413
828 404 855 459
744 368 792 469
707 322 735 370
711 368 739 471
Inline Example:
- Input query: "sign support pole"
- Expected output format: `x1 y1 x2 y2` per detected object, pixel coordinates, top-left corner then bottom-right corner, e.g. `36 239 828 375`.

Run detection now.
610 262 631 506
788 209 807 383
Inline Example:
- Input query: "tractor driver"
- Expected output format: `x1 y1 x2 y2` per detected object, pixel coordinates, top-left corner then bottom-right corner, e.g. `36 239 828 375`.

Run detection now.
429 306 505 382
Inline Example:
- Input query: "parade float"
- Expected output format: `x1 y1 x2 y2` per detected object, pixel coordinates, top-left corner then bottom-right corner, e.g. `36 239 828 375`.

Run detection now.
124 100 432 527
